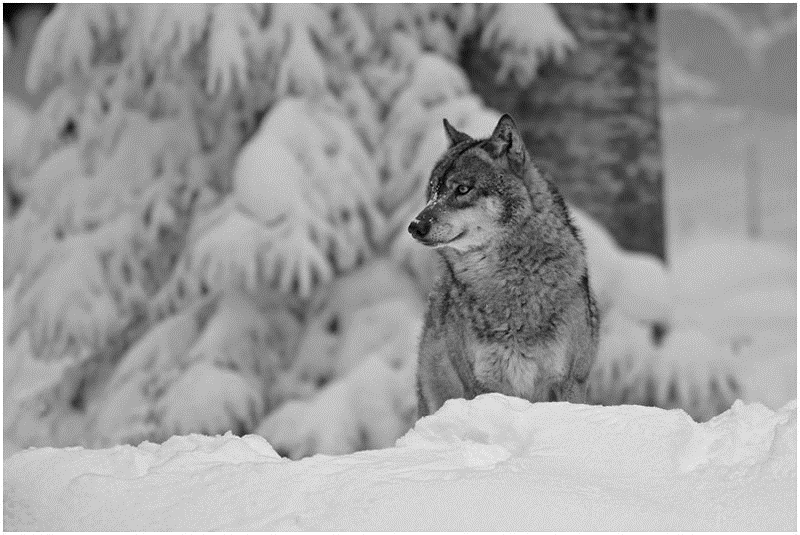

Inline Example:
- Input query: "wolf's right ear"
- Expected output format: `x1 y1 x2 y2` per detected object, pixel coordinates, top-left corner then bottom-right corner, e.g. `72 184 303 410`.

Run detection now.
443 118 472 147
487 114 526 173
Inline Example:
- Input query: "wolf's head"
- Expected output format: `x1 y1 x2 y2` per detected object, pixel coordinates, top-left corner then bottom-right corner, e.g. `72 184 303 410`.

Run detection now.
408 114 533 252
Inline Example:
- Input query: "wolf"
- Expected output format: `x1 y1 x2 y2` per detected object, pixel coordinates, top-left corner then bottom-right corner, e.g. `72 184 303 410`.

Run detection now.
409 114 598 418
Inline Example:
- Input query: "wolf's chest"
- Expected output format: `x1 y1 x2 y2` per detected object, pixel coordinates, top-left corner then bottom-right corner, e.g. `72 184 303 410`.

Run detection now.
471 339 567 400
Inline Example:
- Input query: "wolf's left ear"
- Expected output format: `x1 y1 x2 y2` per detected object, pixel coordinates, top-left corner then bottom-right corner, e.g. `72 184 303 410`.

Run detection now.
443 118 472 147
487 114 526 172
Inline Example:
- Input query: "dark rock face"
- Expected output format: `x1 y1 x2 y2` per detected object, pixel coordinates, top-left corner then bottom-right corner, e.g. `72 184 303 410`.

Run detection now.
461 4 665 259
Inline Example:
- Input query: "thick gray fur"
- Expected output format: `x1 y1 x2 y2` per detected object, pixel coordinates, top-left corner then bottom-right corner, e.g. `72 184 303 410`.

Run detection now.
412 114 599 418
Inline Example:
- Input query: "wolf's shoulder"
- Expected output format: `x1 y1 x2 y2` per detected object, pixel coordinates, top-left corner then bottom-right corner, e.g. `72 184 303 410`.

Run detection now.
523 161 584 247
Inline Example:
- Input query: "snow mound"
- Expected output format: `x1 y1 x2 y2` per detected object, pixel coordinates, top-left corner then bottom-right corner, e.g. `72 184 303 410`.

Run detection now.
680 399 796 473
5 394 795 531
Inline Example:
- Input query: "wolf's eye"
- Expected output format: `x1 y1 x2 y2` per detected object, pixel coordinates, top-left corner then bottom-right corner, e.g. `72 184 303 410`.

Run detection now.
455 184 472 196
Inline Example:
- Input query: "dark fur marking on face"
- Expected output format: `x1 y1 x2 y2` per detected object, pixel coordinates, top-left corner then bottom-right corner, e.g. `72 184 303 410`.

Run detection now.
500 193 522 225
428 139 483 200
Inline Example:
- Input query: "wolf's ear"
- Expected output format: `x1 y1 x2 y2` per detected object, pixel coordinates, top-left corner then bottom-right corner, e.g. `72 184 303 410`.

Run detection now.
443 118 472 147
487 114 526 172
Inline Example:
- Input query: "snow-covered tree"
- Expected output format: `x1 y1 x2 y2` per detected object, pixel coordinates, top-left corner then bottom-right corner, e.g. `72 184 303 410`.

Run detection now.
4 4 751 455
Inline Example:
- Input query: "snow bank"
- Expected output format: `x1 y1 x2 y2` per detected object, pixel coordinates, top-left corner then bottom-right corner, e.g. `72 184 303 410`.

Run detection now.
5 394 795 531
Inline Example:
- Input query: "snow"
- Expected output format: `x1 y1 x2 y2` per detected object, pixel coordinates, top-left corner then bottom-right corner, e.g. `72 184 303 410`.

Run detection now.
4 393 795 531
667 234 796 410
478 4 576 84
3 94 32 169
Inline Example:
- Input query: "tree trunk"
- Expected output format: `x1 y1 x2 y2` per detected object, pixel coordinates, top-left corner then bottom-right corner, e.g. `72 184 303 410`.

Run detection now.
462 3 665 259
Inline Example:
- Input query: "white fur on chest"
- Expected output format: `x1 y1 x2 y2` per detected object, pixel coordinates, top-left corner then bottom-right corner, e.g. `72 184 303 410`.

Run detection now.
472 339 568 400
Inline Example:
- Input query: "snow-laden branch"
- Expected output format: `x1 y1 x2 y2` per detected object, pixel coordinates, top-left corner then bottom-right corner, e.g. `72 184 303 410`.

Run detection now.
25 4 115 92
11 215 134 362
285 259 424 398
122 4 210 77
176 97 384 298
263 4 333 99
206 4 256 95
479 4 577 85
90 288 300 445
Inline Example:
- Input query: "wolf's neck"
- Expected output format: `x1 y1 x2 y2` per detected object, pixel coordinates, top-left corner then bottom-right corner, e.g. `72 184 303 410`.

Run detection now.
443 209 570 279
439 213 581 344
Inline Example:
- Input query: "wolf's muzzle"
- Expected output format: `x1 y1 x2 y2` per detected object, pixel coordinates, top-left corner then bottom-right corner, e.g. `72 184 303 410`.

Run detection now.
408 218 431 240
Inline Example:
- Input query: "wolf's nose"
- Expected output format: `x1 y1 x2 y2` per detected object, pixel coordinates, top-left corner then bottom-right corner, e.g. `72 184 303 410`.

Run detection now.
408 218 431 240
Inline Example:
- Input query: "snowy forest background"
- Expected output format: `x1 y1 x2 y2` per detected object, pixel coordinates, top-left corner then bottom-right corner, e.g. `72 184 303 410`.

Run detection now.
3 3 796 459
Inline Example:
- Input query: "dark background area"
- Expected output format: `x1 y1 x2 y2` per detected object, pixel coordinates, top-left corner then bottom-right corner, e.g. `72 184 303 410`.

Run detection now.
464 3 665 258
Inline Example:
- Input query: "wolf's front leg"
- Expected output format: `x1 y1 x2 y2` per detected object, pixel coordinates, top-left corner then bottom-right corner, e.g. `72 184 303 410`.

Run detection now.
556 376 589 404
416 373 433 419
416 337 467 418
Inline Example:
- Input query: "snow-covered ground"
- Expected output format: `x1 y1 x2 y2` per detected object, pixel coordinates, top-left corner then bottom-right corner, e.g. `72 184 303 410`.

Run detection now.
4 393 795 531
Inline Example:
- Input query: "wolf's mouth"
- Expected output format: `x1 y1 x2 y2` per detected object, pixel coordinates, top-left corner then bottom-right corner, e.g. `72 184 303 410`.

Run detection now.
417 230 466 247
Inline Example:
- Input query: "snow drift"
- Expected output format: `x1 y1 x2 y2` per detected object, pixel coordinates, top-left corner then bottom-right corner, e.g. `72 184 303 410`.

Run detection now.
4 394 795 531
